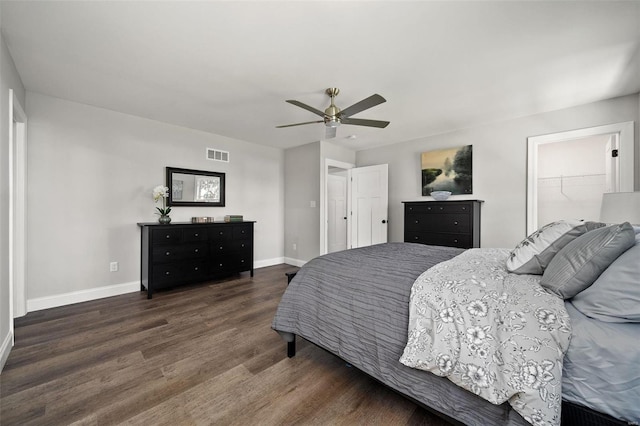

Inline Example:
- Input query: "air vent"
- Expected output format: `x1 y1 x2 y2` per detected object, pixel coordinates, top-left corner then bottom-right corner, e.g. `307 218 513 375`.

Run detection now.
206 148 229 162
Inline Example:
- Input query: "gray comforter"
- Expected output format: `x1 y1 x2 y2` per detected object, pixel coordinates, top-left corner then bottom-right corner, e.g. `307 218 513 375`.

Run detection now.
272 242 530 426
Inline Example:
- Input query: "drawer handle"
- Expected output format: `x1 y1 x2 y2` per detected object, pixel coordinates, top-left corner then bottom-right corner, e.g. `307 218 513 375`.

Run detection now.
454 221 458 225
194 267 199 271
194 233 199 237
414 236 418 240
427 207 431 211
454 239 458 243
414 220 419 224
165 271 170 275
219 231 224 235
165 235 171 239
165 251 171 256
219 246 223 250
462 207 467 210
241 243 245 248
219 263 223 267
194 249 199 253
439 207 444 210
240 260 245 263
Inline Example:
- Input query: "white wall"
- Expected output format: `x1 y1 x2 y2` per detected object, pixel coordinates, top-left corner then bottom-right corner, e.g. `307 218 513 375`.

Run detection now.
356 94 639 249
0 1 27 370
283 142 320 265
25 92 284 308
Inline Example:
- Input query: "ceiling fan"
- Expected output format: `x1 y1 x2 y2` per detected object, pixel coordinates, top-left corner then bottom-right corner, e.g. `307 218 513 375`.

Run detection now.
277 88 390 139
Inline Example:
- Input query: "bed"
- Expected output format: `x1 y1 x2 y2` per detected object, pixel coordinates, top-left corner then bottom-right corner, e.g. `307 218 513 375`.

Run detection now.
272 221 640 426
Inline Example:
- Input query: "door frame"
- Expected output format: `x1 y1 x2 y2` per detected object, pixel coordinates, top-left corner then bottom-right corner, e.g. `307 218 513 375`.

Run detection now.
9 89 28 326
527 121 634 234
321 159 355 255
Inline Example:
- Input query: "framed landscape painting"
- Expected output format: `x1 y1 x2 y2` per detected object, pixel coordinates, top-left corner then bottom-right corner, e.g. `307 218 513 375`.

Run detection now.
421 145 472 196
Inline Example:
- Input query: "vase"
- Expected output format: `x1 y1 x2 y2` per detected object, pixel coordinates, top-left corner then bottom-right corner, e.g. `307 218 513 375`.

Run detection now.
158 215 171 224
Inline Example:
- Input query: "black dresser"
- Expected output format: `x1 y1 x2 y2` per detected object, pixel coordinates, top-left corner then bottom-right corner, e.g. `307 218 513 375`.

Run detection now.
403 200 482 249
138 221 254 298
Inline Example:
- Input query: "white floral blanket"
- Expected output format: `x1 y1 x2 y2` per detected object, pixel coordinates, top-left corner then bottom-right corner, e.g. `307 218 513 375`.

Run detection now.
400 249 571 426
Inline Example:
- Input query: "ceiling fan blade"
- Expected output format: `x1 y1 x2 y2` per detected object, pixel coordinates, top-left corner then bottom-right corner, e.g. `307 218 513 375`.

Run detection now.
286 100 325 117
276 120 323 128
325 127 337 139
339 94 386 118
340 117 390 128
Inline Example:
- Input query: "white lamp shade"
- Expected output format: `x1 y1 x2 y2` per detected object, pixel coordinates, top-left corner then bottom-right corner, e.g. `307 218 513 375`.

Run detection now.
600 192 640 225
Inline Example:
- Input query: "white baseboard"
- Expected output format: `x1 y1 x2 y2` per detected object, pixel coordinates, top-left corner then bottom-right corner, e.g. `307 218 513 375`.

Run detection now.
0 330 13 373
25 258 300 313
254 257 285 269
27 281 140 313
284 257 307 267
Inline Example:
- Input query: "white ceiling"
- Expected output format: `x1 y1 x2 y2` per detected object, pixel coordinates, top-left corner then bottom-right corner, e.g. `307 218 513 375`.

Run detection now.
2 1 639 151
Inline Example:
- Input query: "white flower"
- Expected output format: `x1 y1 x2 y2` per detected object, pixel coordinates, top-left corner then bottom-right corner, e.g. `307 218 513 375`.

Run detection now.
439 307 455 323
436 354 453 374
464 364 490 388
519 360 554 390
467 300 488 317
153 185 169 202
467 326 486 345
535 308 557 325
152 185 171 216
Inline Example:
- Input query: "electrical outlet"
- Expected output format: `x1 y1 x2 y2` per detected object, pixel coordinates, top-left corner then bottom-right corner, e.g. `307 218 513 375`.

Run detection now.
293 243 297 251
110 262 118 272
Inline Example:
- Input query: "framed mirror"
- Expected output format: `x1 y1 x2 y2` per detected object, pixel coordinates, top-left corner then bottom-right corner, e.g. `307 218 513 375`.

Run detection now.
166 167 226 207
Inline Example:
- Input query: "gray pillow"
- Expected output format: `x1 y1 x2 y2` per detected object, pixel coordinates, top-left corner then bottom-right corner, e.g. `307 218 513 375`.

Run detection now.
571 236 640 322
540 222 636 299
506 220 604 275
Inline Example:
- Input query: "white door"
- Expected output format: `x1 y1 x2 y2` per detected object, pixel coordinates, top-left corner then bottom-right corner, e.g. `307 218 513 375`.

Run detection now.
349 164 388 248
327 174 348 253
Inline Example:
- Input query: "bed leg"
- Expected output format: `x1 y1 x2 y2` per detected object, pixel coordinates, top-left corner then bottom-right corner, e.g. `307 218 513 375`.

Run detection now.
287 338 296 358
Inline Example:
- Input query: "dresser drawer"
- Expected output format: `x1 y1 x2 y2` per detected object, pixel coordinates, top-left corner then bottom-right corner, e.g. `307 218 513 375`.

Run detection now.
183 227 208 242
151 228 182 244
152 242 208 263
235 252 253 271
405 202 473 215
209 226 233 242
183 242 208 258
151 263 184 286
233 224 253 240
210 255 236 274
405 232 472 248
230 239 252 252
181 260 209 281
210 241 233 254
405 213 471 233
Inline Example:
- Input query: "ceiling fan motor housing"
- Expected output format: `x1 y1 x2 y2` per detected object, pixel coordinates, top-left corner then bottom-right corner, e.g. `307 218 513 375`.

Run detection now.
277 87 388 136
324 87 341 126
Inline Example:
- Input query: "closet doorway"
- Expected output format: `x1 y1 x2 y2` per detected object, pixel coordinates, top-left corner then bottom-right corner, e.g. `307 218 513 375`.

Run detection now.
527 122 634 234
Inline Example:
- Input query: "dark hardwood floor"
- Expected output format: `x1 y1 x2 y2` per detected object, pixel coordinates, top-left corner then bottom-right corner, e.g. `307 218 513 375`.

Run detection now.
0 264 453 425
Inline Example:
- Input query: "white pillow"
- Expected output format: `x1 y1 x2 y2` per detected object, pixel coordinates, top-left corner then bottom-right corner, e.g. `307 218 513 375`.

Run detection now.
506 220 604 275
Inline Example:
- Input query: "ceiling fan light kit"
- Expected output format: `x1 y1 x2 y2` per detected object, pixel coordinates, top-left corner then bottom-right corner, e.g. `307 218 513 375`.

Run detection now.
277 87 390 139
